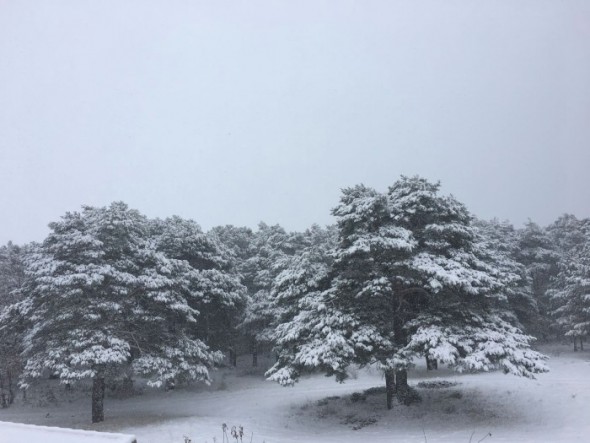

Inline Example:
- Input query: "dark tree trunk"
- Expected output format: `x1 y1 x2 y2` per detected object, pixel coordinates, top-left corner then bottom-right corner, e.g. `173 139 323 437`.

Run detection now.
574 337 578 352
0 373 5 408
229 348 237 367
426 356 438 370
385 369 395 410
395 369 410 405
7 370 14 405
250 337 259 367
92 376 105 423
581 338 584 351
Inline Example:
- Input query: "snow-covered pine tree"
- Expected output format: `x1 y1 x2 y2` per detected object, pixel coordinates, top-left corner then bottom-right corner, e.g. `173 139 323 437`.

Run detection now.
150 216 246 364
0 242 26 308
239 223 305 363
16 203 222 422
269 183 415 407
474 219 537 333
208 224 259 364
548 216 590 350
515 221 560 340
0 241 27 407
265 224 337 373
269 225 337 329
209 225 256 277
268 176 547 409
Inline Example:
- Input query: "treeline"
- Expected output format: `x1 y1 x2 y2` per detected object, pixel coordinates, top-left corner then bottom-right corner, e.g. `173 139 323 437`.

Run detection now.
0 176 588 421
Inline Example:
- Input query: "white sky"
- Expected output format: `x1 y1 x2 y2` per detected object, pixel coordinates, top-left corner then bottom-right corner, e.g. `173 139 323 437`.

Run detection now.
1 0 589 244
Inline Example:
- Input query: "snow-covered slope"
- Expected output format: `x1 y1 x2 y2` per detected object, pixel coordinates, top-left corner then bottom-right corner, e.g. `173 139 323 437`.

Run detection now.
1 345 589 443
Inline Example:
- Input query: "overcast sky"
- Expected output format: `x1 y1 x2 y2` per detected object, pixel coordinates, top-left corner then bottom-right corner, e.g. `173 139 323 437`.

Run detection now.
1 0 589 244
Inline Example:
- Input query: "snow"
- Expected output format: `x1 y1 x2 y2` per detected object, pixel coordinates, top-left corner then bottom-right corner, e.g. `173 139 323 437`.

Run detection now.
1 344 589 443
0 422 137 443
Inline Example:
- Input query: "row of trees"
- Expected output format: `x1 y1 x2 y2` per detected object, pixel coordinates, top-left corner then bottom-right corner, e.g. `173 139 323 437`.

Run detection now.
0 176 588 421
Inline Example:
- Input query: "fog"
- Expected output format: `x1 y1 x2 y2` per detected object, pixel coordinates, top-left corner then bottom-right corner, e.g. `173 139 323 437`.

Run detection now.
1 0 589 244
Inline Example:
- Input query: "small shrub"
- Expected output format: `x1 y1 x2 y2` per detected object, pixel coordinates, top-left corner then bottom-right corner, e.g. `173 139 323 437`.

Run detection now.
317 404 338 418
416 380 459 389
363 386 386 396
317 395 340 406
400 387 422 405
352 417 378 430
350 392 367 403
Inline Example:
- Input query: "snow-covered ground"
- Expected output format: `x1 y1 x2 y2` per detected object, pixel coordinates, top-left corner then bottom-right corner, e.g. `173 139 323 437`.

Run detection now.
1 344 589 443
0 422 137 443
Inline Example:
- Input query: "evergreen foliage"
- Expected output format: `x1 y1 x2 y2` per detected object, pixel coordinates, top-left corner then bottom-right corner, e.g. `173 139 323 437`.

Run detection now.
0 242 27 407
548 215 590 347
150 217 246 354
3 180 588 419
8 203 232 421
267 176 548 407
514 221 560 339
474 219 536 331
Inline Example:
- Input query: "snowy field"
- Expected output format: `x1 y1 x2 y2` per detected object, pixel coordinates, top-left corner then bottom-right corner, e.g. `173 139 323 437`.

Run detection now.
0 422 136 443
1 344 588 443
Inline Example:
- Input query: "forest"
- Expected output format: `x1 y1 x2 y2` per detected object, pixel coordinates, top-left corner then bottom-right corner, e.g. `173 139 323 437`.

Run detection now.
0 176 588 425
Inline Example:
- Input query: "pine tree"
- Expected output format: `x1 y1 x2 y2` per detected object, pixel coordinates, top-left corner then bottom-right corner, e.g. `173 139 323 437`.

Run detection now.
268 177 547 409
474 219 536 332
209 224 259 364
549 216 590 350
239 223 305 362
150 216 246 364
515 221 560 340
209 225 256 276
0 242 27 407
15 203 223 422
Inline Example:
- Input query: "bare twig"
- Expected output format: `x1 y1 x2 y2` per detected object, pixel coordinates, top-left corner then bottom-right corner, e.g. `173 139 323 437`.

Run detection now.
477 432 492 443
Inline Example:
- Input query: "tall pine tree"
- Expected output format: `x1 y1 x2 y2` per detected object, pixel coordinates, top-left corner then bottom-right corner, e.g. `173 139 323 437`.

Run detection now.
15 203 223 422
549 216 590 350
268 177 547 409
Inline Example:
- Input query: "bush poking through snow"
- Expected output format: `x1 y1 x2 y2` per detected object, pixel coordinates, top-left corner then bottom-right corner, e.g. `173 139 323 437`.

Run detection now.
417 380 460 389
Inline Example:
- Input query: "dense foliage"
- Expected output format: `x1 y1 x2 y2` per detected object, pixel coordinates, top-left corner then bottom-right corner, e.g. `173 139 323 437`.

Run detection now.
266 177 548 407
0 176 588 419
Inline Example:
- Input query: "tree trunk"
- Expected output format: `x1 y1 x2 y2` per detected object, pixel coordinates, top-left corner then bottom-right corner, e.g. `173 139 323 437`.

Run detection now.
385 369 395 410
395 369 410 405
92 376 105 423
574 337 578 352
426 356 438 370
252 340 258 368
229 348 237 367
581 338 584 351
0 373 5 408
7 370 14 405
